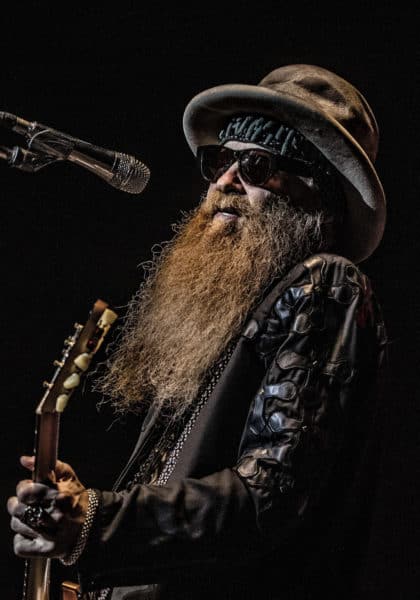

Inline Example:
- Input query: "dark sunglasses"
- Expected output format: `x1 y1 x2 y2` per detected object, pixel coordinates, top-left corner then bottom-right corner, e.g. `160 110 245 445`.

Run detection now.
197 145 314 186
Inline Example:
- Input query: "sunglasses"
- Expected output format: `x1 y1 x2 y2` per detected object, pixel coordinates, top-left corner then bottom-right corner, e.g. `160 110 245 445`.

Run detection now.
197 145 314 187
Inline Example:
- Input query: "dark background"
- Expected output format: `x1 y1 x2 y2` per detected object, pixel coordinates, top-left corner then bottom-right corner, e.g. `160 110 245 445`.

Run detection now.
1 3 418 598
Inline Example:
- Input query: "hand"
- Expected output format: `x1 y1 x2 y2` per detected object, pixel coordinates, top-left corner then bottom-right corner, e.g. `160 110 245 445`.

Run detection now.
7 456 90 559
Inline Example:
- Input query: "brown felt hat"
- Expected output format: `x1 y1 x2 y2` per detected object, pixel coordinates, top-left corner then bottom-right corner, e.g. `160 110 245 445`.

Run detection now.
183 64 386 263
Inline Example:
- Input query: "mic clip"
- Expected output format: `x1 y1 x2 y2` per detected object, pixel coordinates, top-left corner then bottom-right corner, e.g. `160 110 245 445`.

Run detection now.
0 144 61 173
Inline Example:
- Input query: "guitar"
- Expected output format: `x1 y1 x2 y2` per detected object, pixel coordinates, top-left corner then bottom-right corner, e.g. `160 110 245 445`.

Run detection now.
21 299 118 600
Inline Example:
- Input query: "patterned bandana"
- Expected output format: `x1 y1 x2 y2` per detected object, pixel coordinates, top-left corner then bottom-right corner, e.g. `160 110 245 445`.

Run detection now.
219 113 321 163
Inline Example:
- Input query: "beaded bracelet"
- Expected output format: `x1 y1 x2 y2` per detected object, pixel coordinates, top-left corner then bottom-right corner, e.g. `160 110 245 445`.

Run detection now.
60 488 99 566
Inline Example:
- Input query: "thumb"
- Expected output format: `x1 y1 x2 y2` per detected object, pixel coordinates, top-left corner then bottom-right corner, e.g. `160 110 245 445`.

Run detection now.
20 455 35 471
20 456 78 482
54 459 77 481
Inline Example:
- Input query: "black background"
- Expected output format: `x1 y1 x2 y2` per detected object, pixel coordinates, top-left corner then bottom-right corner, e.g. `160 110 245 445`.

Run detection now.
1 3 419 598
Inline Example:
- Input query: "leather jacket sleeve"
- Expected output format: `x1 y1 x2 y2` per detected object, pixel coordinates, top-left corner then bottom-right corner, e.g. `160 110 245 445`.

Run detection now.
233 254 386 536
77 254 386 589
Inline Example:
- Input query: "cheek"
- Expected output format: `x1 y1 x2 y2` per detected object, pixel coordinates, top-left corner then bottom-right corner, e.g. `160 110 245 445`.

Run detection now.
286 179 323 211
260 172 323 213
244 187 273 209
264 173 290 195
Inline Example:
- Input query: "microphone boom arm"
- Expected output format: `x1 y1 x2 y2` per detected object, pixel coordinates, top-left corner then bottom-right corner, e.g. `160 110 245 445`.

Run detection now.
0 111 150 194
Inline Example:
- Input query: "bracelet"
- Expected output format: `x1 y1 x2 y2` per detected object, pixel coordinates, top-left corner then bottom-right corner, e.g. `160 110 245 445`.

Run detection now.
60 488 99 566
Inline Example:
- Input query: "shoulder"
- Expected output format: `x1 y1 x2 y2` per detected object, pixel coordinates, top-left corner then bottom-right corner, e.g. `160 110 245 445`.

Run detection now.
253 253 371 322
292 252 368 292
286 252 372 308
277 253 375 323
248 253 381 363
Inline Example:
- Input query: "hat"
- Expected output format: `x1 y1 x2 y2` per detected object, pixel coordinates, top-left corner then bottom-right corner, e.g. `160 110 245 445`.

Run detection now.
182 64 386 263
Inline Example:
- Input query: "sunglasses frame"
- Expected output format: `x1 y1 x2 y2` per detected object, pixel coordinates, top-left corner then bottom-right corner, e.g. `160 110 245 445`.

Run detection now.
197 145 314 186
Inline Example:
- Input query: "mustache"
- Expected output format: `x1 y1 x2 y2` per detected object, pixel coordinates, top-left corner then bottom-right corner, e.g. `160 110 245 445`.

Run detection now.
200 189 290 219
199 191 250 218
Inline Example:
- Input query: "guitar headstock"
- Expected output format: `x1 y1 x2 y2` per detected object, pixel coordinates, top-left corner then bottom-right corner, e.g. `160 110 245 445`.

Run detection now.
36 299 118 414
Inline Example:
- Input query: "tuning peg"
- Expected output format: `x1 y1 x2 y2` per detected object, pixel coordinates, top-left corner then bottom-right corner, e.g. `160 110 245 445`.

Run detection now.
56 393 70 412
74 323 83 331
74 352 92 371
42 381 53 389
64 336 75 347
53 359 64 368
63 373 81 390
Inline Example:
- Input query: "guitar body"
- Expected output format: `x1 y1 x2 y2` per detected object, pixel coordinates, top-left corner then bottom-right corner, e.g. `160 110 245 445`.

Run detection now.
61 581 80 600
21 299 118 600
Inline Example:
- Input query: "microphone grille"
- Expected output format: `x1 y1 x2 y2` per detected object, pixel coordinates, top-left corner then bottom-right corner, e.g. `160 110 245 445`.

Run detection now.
112 153 151 194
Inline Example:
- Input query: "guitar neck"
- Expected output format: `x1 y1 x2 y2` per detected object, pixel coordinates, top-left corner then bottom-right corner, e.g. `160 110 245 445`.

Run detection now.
22 412 61 600
22 557 51 600
33 412 60 484
19 299 117 600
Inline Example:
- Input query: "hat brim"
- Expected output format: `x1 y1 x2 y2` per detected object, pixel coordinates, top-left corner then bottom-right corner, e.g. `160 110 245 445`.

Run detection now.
183 83 386 263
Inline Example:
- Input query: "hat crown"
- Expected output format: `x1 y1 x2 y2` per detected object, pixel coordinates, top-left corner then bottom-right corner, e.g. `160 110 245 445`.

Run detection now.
259 64 379 162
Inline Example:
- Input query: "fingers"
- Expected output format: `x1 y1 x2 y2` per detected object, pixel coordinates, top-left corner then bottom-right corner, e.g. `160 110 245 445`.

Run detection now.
13 533 55 558
19 456 76 482
9 458 83 560
10 482 62 535
20 455 35 471
16 481 57 506
8 495 58 546
53 492 75 512
8 494 54 525
10 485 76 520
11 516 39 539
7 495 19 517
8 495 31 521
10 480 79 524
54 460 76 481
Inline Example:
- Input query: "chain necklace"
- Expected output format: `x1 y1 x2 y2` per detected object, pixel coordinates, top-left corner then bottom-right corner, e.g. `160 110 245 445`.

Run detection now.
156 341 235 484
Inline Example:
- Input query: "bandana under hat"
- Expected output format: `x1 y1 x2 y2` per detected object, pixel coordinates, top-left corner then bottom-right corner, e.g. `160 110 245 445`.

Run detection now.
219 114 321 163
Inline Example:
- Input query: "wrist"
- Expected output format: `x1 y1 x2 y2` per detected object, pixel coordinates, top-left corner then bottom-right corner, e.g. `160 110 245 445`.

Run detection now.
60 488 99 566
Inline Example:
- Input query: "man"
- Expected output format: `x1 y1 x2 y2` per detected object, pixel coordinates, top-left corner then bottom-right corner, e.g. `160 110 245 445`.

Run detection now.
8 64 387 599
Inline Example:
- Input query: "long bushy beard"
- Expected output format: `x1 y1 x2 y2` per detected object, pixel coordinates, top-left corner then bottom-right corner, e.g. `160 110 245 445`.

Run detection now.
95 189 329 415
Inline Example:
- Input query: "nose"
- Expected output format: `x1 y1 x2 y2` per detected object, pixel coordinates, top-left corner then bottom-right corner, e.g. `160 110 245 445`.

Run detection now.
215 162 246 194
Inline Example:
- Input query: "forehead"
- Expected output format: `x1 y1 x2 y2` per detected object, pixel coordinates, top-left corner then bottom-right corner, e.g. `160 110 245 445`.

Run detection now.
223 140 272 152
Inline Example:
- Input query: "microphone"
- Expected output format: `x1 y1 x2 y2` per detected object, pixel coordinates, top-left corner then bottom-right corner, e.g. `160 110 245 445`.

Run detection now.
0 111 150 194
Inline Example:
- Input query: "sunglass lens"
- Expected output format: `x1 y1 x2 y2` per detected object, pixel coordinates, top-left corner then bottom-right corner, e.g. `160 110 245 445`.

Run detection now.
240 151 272 185
200 147 234 182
